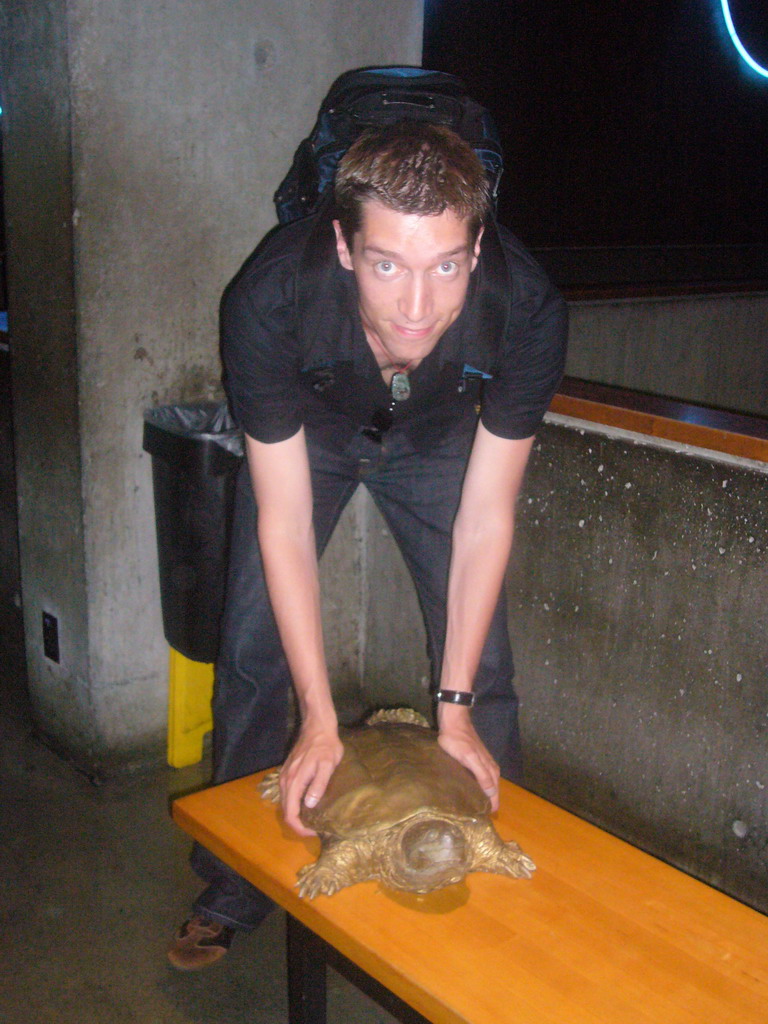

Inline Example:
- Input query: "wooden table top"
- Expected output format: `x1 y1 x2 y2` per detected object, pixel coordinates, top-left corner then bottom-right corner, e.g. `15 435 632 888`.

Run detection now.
173 773 768 1024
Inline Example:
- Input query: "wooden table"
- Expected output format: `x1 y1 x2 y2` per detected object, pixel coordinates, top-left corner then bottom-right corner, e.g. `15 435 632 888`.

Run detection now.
173 773 768 1024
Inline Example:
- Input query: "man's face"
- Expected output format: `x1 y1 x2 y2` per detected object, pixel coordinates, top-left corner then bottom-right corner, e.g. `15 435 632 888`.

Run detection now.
333 200 482 368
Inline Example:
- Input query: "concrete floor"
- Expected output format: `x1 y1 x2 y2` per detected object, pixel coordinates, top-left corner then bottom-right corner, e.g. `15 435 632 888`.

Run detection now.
0 671 406 1024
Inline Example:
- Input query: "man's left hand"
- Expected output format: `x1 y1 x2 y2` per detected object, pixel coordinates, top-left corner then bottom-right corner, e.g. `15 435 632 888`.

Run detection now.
437 703 500 811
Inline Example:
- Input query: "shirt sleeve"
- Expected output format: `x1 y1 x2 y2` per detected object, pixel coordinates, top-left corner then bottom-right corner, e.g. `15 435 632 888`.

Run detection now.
479 230 568 440
220 233 304 444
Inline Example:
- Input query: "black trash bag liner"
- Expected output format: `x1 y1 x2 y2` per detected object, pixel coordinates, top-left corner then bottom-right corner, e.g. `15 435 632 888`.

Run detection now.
143 401 244 467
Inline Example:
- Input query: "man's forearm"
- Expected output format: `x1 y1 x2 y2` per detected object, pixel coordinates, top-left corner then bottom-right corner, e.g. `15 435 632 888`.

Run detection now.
245 429 336 725
439 425 534 698
440 509 516 696
256 511 336 724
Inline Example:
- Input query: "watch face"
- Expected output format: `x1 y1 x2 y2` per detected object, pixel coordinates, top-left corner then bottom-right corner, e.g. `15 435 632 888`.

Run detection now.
390 372 411 402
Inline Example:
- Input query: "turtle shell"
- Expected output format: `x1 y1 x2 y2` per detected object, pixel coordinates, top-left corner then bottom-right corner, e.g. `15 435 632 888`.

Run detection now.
300 722 490 837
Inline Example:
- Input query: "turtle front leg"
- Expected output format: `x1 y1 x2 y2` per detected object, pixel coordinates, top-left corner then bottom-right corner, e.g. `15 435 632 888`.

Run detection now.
468 822 536 879
297 838 376 899
493 838 536 879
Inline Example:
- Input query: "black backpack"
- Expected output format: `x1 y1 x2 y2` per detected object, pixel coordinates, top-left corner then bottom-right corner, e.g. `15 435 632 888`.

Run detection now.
273 66 504 225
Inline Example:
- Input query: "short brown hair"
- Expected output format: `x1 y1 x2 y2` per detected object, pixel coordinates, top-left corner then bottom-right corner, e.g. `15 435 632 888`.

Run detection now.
334 121 491 248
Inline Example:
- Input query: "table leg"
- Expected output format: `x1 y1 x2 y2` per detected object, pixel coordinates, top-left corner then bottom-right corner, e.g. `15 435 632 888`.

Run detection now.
286 914 328 1024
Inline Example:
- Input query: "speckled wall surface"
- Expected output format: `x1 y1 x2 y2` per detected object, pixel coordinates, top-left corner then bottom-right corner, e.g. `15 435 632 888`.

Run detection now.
508 416 767 913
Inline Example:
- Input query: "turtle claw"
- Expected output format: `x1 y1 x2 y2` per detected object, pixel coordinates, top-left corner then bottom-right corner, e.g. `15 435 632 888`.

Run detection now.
520 853 536 877
259 770 281 803
496 842 536 879
511 852 536 879
297 863 341 899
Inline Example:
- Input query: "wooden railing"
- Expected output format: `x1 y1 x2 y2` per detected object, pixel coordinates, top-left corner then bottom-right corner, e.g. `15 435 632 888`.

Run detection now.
550 377 768 464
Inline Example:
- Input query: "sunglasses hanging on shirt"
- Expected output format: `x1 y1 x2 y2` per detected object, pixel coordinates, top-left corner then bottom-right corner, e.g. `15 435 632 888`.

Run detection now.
362 368 412 443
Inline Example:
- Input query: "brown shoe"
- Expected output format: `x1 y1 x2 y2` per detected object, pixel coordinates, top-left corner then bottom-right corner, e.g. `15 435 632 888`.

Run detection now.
167 914 235 970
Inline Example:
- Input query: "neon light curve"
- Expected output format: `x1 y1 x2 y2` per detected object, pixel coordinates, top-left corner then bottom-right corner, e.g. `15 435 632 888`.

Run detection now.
720 0 768 77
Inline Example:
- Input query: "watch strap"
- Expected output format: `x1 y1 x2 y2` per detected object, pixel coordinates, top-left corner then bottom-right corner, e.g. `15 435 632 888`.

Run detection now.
435 689 476 707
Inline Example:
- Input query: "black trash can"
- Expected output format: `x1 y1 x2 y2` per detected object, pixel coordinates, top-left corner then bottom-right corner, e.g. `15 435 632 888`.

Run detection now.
143 402 244 663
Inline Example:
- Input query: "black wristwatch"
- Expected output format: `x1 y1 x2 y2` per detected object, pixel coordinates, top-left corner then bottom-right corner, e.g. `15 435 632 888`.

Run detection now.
435 689 476 707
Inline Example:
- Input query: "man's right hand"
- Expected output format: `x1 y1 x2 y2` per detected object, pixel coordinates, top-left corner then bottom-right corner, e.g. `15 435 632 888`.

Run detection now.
278 712 344 837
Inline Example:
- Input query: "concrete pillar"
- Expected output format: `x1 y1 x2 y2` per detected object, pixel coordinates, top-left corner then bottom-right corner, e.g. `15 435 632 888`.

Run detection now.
0 0 422 770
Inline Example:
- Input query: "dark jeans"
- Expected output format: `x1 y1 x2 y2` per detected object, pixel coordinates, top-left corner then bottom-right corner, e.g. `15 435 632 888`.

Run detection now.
190 425 522 930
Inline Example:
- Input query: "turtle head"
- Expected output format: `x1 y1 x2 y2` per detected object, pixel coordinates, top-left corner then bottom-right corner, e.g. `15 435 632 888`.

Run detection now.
385 814 470 892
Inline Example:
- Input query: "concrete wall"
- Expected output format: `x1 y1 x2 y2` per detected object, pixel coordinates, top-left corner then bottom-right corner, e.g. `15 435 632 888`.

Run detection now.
509 418 767 913
1 0 423 769
567 292 768 417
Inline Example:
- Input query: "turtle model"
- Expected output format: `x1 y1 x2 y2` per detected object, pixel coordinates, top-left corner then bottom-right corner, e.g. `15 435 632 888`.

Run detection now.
260 709 535 898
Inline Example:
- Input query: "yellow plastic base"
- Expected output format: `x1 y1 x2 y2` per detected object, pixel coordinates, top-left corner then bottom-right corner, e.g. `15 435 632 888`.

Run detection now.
167 647 214 768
